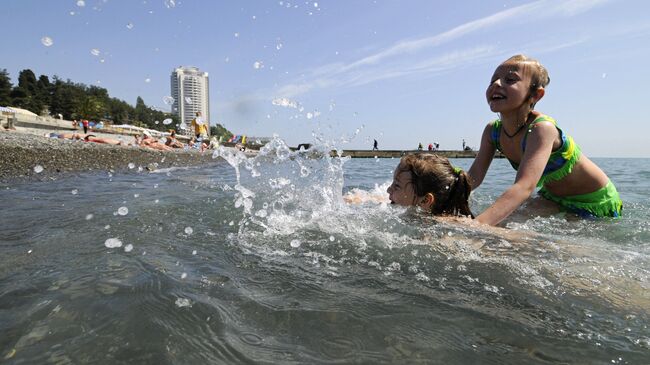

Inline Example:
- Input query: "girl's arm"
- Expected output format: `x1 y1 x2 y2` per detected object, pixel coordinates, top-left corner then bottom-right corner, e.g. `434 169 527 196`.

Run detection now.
475 121 557 226
467 123 496 189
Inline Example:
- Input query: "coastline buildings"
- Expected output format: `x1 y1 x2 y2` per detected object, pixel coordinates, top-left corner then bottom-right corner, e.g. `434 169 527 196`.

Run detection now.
170 66 210 135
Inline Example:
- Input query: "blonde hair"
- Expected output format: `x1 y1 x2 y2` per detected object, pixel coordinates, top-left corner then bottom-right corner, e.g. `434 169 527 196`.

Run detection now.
397 154 473 217
503 54 550 92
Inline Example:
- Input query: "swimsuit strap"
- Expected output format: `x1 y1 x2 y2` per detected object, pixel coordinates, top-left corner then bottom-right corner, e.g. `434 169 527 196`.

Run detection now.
490 119 502 151
521 115 557 151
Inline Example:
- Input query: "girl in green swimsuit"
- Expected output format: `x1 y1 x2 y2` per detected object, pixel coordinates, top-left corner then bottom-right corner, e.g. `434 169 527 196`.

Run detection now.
467 55 622 226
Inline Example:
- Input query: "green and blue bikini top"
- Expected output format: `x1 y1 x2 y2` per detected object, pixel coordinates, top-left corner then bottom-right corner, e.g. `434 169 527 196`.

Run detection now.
491 115 581 187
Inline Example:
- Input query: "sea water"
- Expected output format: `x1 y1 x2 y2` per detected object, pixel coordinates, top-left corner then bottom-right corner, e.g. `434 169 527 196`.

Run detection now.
0 139 648 364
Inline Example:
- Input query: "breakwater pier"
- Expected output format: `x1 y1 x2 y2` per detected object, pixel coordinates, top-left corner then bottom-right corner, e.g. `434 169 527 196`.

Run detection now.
329 149 483 158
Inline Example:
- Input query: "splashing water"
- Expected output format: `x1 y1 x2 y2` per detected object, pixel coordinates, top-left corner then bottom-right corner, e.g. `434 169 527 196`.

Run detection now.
163 96 175 105
41 36 53 47
104 238 122 248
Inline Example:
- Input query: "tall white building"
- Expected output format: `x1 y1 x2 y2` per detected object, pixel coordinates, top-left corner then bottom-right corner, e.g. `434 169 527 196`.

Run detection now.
170 66 210 134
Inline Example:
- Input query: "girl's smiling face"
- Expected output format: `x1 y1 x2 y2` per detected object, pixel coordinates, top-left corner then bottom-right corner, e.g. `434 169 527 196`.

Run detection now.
486 63 533 113
387 165 418 206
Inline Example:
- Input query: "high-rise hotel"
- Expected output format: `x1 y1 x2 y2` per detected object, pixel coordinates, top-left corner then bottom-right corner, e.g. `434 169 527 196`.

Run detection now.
170 66 210 133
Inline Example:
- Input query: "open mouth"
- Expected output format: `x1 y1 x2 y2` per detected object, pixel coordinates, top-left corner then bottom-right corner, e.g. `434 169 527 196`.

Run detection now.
490 94 505 100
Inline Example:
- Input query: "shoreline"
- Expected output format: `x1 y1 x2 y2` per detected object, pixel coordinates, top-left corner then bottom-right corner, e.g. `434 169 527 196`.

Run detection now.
0 129 223 183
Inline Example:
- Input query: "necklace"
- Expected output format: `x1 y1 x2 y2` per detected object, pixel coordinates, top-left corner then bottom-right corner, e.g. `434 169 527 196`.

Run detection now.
502 122 527 138
502 113 532 138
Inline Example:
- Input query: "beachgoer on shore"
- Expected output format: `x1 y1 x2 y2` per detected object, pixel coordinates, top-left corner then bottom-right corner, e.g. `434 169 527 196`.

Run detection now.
373 139 378 151
82 119 89 134
417 143 423 151
428 143 433 151
467 54 622 225
387 154 473 217
191 112 208 140
138 131 173 151
165 130 184 149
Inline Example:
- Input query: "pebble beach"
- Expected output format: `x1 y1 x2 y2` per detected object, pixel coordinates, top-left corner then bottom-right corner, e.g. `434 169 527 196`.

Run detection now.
0 128 222 183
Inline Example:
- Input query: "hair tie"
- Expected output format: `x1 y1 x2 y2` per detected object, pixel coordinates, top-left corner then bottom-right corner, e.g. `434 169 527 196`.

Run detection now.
453 166 463 175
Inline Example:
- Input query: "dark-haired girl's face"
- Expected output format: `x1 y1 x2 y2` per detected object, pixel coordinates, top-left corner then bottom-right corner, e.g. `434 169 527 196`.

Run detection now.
387 166 418 206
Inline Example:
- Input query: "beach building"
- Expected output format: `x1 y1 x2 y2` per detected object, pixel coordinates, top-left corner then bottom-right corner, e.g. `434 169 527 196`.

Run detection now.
170 66 210 135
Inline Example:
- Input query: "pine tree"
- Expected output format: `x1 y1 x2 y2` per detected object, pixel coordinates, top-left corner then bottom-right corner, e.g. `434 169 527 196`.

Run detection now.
0 69 13 106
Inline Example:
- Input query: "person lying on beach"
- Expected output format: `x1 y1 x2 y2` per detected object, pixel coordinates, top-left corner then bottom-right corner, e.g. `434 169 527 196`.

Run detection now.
164 130 185 149
137 133 174 151
45 132 85 140
187 137 209 152
83 134 126 146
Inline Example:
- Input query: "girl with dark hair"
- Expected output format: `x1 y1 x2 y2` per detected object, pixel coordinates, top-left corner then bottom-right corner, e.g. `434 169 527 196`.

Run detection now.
388 154 473 218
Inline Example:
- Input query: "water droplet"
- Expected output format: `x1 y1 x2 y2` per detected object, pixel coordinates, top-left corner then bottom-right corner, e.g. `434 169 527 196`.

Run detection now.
124 244 133 252
181 272 187 279
184 97 193 104
184 227 193 235
41 36 53 47
329 236 335 241
290 239 301 248
276 43 283 50
70 189 78 195
306 112 313 119
85 214 93 220
313 2 318 7
69 11 75 16
144 78 151 83
228 221 234 226
253 61 263 69
126 22 134 29
117 206 129 215
104 238 122 248
602 73 607 79
128 162 135 169
163 96 175 105
234 32 239 38
90 48 100 56
162 118 173 125
175 298 191 307
33 165 44 173
192 250 197 255
164 0 176 8
76 0 85 7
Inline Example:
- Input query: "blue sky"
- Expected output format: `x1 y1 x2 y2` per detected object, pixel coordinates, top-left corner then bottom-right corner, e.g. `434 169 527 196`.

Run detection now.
2 0 650 157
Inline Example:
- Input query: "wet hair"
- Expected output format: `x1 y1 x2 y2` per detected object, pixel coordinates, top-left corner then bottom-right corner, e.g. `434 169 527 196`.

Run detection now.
503 54 550 94
397 154 474 217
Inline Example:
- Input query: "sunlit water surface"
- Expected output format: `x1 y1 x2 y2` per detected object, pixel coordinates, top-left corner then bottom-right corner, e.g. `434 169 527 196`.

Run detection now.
1 141 649 364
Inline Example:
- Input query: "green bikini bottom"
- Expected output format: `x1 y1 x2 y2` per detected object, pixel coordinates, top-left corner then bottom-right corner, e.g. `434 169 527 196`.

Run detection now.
538 180 622 218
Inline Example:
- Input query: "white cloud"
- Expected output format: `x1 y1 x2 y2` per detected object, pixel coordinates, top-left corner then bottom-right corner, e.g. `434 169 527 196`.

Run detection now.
269 0 613 99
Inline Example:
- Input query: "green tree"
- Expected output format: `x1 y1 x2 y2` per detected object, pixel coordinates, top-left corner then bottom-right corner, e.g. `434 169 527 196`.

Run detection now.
78 95 105 121
36 75 52 113
210 123 234 141
50 78 78 120
12 69 43 114
0 69 12 106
